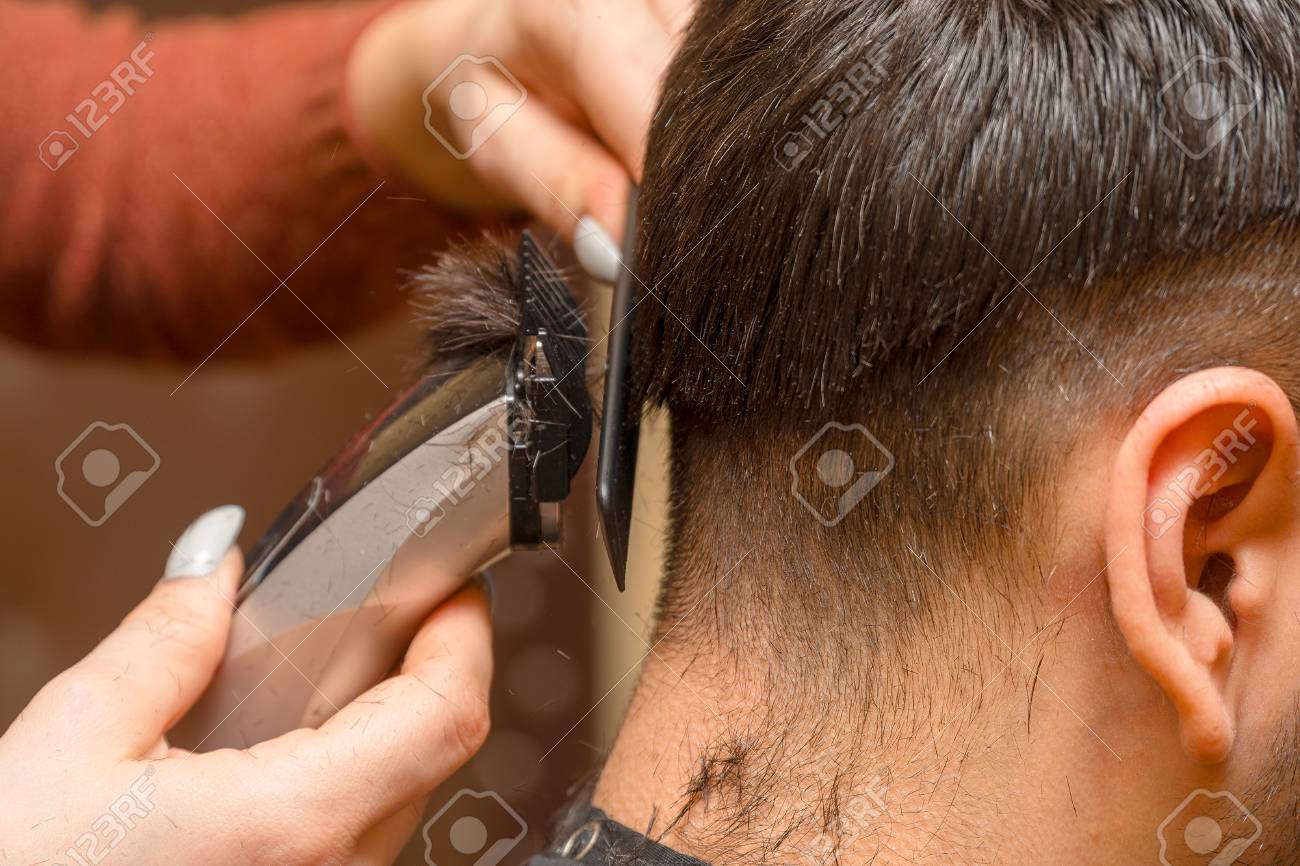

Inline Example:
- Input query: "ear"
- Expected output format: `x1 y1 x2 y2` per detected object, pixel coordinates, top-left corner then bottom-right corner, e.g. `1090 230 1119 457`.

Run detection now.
1106 367 1300 765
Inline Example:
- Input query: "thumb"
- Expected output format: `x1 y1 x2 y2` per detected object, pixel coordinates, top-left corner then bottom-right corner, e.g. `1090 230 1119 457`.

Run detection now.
30 506 246 756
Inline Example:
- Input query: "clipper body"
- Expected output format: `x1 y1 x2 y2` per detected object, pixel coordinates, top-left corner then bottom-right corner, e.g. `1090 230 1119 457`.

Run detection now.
176 235 589 750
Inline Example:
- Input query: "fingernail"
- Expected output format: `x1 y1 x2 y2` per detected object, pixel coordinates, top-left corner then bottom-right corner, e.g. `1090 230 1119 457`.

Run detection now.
163 505 245 580
474 572 495 617
574 216 622 283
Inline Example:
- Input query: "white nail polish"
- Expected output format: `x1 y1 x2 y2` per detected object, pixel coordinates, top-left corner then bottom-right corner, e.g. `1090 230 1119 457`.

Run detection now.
163 505 245 580
574 216 623 284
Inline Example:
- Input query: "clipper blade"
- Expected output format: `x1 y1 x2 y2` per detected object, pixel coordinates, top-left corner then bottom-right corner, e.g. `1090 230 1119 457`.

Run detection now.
506 233 593 547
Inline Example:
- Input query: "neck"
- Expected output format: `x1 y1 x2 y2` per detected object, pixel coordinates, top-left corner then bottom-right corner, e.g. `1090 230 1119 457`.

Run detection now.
592 631 1143 866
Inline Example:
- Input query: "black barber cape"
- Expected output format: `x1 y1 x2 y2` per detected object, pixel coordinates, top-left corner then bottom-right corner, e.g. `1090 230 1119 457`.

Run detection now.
526 808 710 866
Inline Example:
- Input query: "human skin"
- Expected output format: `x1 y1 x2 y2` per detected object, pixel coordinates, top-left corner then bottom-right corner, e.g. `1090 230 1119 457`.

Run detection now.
595 367 1300 865
347 0 694 246
1 532 493 866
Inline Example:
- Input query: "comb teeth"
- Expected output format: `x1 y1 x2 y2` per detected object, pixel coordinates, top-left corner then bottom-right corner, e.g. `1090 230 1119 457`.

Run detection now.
517 233 588 385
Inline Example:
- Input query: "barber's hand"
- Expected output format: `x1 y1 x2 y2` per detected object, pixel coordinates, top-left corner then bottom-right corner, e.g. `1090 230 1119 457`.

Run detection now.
0 507 492 866
347 0 693 271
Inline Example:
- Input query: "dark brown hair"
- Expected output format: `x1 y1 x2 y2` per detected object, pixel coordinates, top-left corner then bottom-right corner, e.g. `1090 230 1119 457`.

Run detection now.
631 0 1300 656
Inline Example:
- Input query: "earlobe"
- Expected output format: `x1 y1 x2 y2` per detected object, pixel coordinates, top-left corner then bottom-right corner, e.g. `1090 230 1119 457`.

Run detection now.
1106 368 1299 765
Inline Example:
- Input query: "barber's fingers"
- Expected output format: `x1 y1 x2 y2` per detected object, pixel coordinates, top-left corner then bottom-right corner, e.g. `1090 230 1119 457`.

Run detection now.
21 507 244 755
256 583 492 835
472 84 630 244
514 0 677 179
350 798 430 866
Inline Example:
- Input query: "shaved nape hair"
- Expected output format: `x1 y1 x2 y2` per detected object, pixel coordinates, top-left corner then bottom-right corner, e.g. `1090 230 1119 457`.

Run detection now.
629 1 1300 665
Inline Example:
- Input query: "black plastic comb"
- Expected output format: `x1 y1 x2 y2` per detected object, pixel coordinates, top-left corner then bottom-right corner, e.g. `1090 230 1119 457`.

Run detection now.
596 187 642 591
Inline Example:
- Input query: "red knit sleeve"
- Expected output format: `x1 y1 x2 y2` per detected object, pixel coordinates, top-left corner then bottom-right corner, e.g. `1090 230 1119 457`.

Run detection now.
0 0 471 357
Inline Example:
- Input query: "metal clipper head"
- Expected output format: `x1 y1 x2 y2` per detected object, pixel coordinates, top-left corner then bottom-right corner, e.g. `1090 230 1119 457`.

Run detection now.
506 232 593 546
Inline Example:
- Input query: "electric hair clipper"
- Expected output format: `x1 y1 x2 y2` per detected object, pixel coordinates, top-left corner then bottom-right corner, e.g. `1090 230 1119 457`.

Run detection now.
174 234 591 751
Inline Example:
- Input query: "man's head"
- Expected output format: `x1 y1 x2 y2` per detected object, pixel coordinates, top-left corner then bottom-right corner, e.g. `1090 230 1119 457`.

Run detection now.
619 0 1300 862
